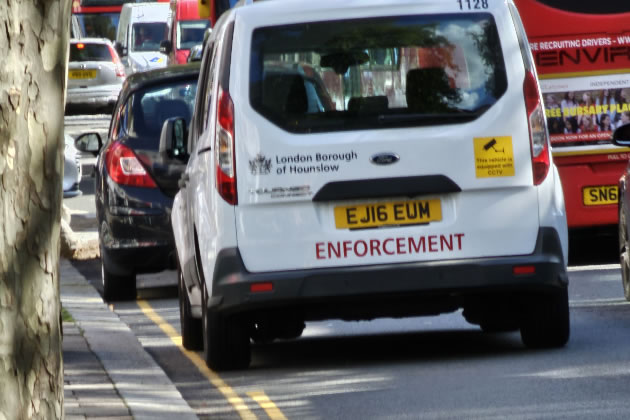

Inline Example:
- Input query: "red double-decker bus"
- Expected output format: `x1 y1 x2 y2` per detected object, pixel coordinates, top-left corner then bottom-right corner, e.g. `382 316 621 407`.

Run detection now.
197 0 237 25
514 0 630 233
71 0 167 41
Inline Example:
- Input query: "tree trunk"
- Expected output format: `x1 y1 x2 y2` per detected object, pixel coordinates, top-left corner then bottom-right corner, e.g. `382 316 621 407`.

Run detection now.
0 1 70 418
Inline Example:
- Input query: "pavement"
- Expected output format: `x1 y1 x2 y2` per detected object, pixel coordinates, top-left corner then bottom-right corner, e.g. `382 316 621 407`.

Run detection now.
61 231 198 419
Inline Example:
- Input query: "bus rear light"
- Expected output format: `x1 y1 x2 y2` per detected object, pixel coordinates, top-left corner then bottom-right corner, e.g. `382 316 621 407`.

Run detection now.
215 87 237 205
524 71 550 186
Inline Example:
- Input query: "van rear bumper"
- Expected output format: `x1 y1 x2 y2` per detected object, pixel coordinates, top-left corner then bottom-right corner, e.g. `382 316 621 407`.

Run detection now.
208 227 567 319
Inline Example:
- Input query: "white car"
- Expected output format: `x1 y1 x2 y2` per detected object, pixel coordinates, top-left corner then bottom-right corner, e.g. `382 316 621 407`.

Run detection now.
169 0 569 371
64 133 82 198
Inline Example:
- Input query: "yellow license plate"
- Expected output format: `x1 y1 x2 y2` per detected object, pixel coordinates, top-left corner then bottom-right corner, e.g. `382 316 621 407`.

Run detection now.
68 69 97 79
334 199 442 229
583 185 618 206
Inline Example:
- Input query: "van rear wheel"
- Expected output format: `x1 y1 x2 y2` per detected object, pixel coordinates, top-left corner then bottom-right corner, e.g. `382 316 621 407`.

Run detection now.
520 287 570 349
202 287 250 371
178 267 203 350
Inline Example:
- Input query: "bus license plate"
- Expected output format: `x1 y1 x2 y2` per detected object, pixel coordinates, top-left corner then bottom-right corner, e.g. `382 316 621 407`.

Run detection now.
334 199 442 229
583 185 618 206
68 69 97 79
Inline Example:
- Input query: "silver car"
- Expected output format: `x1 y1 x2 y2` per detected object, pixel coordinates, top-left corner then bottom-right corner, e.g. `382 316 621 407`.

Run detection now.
66 38 125 114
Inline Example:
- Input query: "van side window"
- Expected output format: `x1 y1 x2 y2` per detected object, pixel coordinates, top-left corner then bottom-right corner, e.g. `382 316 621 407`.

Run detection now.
190 41 215 151
202 44 219 132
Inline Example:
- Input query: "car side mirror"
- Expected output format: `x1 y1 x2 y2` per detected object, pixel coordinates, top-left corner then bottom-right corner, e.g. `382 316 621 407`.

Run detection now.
612 123 630 147
187 44 203 62
159 117 188 162
75 132 102 157
114 41 126 57
160 40 172 55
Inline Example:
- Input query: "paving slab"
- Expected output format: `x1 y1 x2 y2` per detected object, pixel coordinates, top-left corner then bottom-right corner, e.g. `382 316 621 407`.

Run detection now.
61 258 198 420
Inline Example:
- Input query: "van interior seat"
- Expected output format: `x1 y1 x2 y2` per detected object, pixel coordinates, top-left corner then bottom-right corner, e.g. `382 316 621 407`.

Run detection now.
155 99 191 125
406 67 453 113
262 73 308 115
348 96 389 113
134 99 190 137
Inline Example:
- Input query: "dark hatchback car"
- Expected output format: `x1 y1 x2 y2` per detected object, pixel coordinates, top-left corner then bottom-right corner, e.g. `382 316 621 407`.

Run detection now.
76 63 199 302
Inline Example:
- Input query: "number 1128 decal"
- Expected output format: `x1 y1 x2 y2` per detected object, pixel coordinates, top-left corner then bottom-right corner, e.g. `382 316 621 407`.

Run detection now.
457 0 489 10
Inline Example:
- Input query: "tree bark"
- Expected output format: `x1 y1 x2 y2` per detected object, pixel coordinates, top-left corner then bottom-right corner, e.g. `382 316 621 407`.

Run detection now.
0 0 70 418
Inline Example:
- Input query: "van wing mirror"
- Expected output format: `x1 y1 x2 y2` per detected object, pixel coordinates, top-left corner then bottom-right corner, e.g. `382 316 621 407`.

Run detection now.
114 41 126 57
160 40 172 55
159 117 189 162
202 27 212 49
612 123 630 147
74 132 102 157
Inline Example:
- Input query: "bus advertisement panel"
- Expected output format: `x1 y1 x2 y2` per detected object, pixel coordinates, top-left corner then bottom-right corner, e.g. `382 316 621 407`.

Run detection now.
514 0 630 230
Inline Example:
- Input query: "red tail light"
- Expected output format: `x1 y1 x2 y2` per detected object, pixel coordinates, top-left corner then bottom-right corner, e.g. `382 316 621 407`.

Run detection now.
107 45 126 78
215 87 237 205
513 265 536 275
105 141 157 188
524 71 550 186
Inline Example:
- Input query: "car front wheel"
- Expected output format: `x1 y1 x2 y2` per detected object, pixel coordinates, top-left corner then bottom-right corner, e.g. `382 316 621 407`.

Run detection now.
101 259 136 302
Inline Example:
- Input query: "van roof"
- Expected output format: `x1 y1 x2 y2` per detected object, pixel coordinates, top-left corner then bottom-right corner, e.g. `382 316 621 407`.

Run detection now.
122 2 170 20
232 0 506 23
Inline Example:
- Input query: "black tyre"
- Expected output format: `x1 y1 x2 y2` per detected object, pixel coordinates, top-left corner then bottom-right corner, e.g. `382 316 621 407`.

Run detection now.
202 286 250 371
619 205 630 301
101 259 136 302
178 267 203 350
520 287 570 349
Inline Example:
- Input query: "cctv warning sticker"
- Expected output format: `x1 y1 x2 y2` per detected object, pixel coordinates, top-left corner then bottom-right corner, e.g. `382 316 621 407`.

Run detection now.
473 136 515 178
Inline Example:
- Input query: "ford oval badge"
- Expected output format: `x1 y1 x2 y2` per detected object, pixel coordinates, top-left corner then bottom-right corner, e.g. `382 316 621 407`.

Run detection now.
370 153 400 165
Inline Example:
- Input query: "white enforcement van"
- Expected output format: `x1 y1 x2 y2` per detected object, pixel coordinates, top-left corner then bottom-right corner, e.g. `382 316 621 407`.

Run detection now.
168 0 570 371
115 2 170 74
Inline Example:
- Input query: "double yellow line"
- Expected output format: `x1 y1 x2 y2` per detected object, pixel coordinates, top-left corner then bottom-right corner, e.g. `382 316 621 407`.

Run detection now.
137 300 287 420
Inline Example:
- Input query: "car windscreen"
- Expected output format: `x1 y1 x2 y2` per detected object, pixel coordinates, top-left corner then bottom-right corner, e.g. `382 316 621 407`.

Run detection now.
75 13 119 41
250 13 508 133
70 43 113 62
177 20 211 50
126 79 198 146
132 22 169 52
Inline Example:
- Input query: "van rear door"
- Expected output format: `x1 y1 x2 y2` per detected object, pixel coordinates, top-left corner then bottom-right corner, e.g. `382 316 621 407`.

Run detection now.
232 2 541 273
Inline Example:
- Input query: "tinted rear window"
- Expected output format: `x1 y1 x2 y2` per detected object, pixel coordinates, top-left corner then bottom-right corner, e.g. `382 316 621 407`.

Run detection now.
70 43 112 62
250 14 507 133
125 79 198 147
